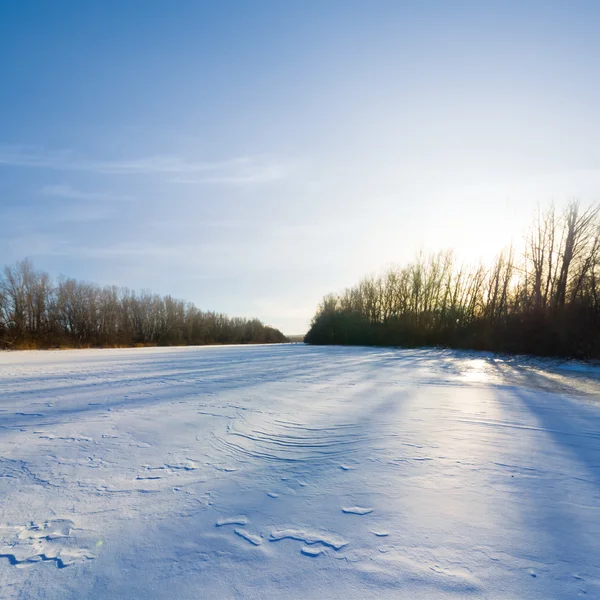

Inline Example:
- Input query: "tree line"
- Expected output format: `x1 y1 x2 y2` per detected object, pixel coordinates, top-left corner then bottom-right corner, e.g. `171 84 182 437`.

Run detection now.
0 260 288 349
306 201 600 359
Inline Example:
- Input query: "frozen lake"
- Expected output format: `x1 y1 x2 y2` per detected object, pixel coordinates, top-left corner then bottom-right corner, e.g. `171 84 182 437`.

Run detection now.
1 344 599 599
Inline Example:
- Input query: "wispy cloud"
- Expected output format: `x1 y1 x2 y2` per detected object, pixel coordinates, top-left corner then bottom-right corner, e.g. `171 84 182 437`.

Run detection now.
171 161 295 185
73 242 187 259
0 145 294 184
0 232 70 262
40 184 133 202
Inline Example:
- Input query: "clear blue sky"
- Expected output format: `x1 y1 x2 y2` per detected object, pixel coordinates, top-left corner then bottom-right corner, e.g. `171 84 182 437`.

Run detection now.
1 1 599 333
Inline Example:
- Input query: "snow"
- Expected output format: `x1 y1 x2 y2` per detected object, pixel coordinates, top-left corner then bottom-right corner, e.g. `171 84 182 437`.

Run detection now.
1 344 600 599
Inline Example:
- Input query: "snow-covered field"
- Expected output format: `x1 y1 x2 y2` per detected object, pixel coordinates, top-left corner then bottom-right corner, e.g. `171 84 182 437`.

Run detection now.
1 344 600 599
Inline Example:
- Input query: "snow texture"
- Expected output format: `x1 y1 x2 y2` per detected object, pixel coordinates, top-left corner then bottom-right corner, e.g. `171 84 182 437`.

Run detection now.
1 344 600 599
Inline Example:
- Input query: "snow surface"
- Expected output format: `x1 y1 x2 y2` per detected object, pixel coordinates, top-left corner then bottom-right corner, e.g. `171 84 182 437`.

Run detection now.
1 344 600 599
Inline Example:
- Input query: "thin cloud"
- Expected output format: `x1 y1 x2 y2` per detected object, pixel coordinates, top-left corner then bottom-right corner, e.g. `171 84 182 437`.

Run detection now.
0 145 294 184
40 184 133 202
172 162 295 185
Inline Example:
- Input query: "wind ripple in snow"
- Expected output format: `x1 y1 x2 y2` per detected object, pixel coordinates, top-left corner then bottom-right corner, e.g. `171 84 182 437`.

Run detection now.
213 417 377 463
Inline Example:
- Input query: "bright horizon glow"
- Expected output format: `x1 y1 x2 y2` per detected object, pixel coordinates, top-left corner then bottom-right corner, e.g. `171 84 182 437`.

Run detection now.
1 2 599 334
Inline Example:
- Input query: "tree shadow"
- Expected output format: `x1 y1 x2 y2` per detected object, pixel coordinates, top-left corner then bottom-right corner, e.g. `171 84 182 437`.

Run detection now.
484 362 600 596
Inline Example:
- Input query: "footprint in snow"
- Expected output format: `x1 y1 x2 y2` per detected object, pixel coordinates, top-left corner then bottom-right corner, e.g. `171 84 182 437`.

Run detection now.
216 516 248 527
269 528 348 550
0 519 94 569
234 529 263 546
341 506 373 515
213 465 238 473
301 546 326 557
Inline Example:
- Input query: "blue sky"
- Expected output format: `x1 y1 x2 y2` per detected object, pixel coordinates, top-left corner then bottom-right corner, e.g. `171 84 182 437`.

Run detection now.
1 1 600 333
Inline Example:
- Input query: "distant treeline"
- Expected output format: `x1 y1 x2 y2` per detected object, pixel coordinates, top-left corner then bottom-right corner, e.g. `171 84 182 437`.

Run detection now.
306 201 600 359
0 260 288 349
